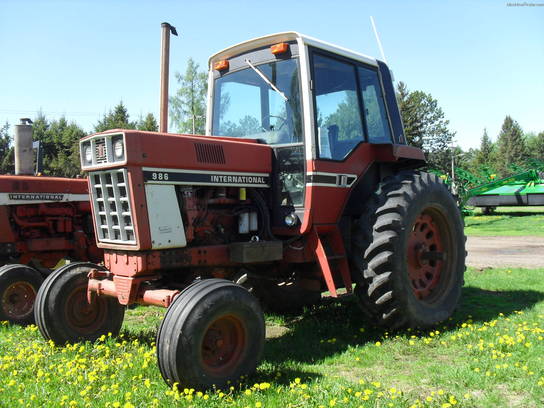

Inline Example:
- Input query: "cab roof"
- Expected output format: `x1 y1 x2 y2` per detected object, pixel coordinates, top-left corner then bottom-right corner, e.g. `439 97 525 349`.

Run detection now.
208 31 378 69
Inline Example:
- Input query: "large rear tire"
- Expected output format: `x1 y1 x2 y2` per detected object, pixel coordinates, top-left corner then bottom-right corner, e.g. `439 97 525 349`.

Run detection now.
0 264 44 325
34 262 125 344
351 171 466 328
157 279 265 390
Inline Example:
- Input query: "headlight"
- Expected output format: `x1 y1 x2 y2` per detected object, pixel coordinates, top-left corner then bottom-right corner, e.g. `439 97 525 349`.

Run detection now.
113 139 124 159
83 144 92 164
284 212 298 227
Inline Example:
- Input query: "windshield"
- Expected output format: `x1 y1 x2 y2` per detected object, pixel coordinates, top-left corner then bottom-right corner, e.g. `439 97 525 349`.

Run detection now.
212 58 302 145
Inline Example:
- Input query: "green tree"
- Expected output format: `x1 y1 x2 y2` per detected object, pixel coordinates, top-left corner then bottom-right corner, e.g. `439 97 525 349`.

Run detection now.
170 58 207 134
536 132 544 161
474 128 495 169
396 82 456 173
0 122 14 173
221 115 261 137
94 102 137 132
137 113 159 131
396 82 422 147
496 116 527 176
32 114 86 177
324 92 362 141
526 131 544 161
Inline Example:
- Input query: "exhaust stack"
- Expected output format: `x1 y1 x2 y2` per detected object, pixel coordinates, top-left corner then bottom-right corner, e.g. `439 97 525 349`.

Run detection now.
159 22 178 133
14 118 34 175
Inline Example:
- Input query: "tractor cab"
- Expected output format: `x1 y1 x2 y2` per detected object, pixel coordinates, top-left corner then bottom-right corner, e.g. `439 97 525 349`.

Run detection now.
207 32 420 233
35 32 465 392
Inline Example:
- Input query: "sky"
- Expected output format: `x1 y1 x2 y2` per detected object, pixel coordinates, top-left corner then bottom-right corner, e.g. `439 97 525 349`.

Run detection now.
1 0 542 150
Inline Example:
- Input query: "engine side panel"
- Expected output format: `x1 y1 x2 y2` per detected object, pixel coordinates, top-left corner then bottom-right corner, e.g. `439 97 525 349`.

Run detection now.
145 184 186 249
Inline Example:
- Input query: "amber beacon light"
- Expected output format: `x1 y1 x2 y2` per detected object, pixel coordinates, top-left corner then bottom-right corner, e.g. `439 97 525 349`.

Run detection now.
270 42 289 55
214 60 229 71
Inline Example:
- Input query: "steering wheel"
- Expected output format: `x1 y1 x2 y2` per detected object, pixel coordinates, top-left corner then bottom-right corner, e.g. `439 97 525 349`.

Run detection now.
262 115 287 131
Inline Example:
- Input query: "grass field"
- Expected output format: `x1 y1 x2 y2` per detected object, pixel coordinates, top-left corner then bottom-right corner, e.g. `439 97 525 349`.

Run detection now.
1 268 543 407
465 206 544 236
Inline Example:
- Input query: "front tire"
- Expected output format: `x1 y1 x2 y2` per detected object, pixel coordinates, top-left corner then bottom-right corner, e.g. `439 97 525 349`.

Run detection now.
0 264 44 325
157 279 265 390
34 262 125 344
352 171 466 328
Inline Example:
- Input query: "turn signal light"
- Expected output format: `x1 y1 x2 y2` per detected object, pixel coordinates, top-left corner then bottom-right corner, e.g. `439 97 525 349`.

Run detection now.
214 60 229 71
270 42 289 55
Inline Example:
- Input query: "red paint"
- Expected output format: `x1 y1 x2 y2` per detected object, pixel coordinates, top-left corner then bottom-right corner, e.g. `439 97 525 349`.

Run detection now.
84 130 425 302
82 130 272 174
303 143 425 232
0 175 102 268
202 315 246 375
1 280 37 320
0 175 88 194
407 213 444 300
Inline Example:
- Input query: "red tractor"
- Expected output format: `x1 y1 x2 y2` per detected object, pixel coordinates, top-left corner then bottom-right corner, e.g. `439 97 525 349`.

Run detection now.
0 120 102 324
35 32 465 389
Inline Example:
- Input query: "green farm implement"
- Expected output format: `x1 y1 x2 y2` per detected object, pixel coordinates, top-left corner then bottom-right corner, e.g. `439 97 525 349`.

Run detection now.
465 170 544 213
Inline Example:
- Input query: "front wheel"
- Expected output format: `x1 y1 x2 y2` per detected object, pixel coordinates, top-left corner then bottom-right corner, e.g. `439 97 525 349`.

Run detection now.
157 279 265 390
352 171 466 328
34 262 125 344
0 264 44 325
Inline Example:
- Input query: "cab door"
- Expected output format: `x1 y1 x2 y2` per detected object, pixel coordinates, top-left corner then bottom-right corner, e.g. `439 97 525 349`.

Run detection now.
303 49 394 228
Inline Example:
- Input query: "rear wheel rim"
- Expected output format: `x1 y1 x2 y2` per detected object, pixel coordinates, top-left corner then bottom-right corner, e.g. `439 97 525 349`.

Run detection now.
1 281 36 320
64 287 108 334
201 314 246 375
407 210 451 301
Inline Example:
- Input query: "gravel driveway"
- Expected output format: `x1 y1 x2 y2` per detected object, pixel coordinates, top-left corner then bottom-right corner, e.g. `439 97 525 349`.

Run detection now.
466 236 544 269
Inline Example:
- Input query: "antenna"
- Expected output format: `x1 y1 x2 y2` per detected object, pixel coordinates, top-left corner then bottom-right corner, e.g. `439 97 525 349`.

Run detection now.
370 16 387 63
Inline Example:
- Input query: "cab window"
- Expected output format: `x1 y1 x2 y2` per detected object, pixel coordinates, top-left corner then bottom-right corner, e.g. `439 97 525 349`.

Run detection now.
358 67 392 143
313 54 364 160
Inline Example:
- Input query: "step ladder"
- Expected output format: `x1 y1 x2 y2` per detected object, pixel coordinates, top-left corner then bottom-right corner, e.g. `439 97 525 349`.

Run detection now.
311 225 352 297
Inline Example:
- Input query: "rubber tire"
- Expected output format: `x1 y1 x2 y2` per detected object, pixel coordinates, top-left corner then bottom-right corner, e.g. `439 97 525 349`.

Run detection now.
157 279 265 390
351 170 466 328
482 206 496 215
34 262 125 344
0 264 44 325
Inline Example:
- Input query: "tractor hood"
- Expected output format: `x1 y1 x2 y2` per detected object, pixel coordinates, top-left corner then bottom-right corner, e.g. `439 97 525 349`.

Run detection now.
80 130 273 176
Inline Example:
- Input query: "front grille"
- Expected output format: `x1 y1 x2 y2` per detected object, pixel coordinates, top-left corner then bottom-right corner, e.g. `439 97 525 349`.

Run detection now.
90 169 136 244
94 137 108 164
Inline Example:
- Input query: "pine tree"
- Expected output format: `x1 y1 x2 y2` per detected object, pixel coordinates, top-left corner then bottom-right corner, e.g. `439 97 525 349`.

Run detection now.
474 128 494 168
396 82 455 173
396 81 422 148
137 113 159 131
94 102 137 132
496 116 527 176
170 58 208 134
537 132 544 160
32 114 86 177
0 122 13 173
